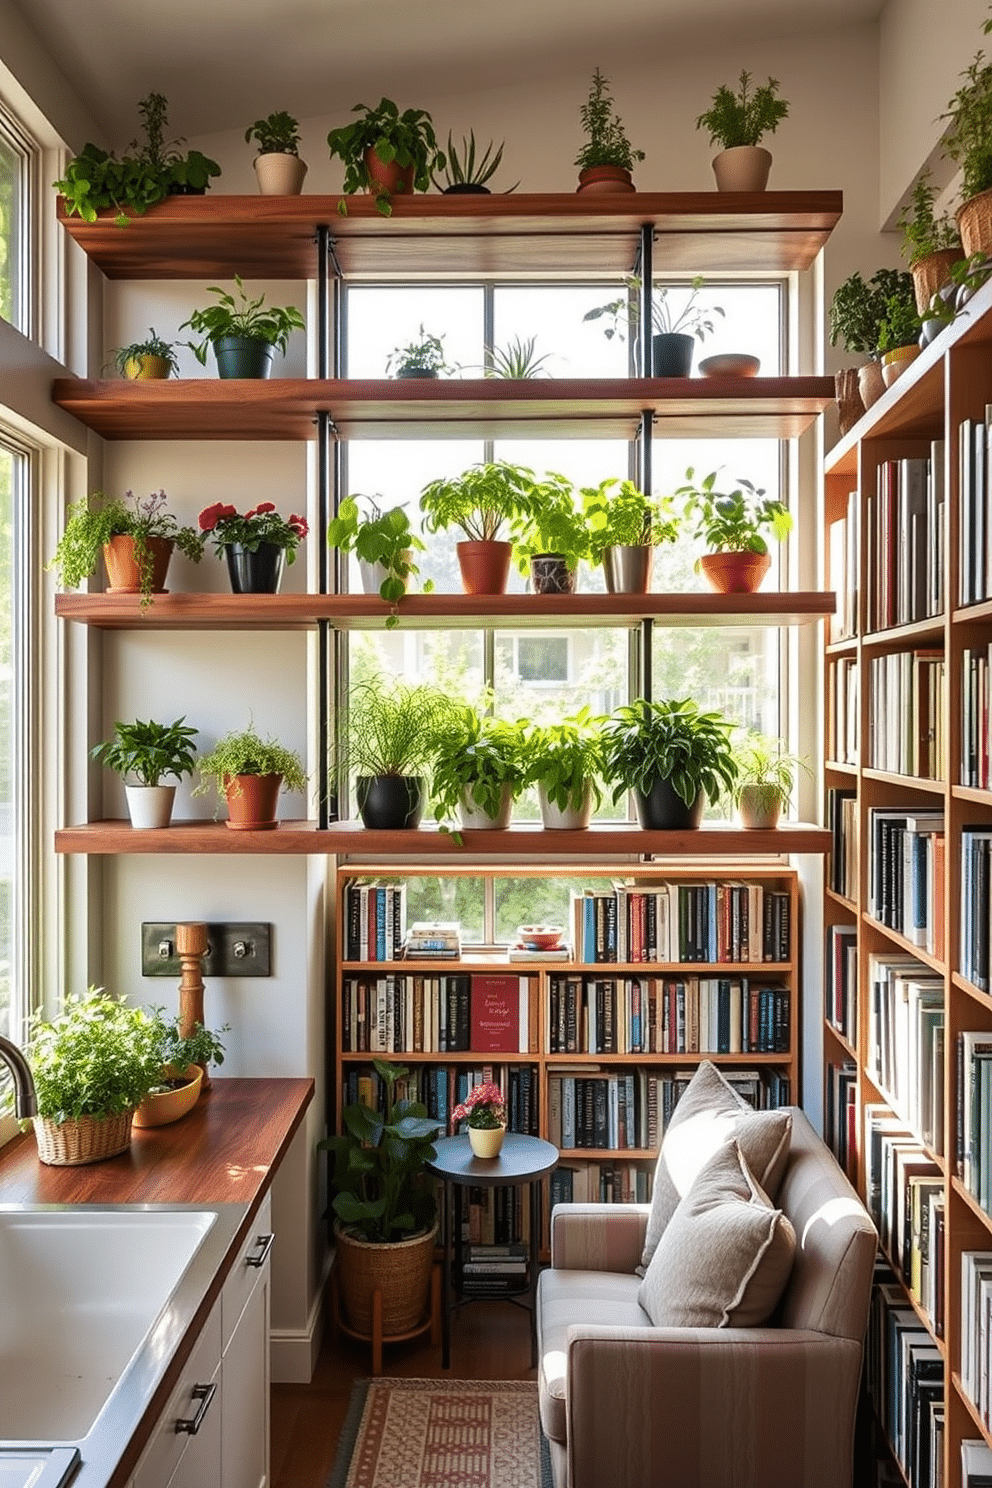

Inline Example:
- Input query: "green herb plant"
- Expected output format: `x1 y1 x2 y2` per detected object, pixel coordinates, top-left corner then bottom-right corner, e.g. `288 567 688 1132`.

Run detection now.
511 470 591 573
581 478 680 565
419 460 538 543
28 989 164 1122
318 1057 442 1243
91 716 198 786
828 267 915 359
676 467 792 557
327 495 429 627
432 132 517 192
695 71 789 150
384 326 454 377
601 697 738 810
46 489 204 607
897 173 961 264
575 68 645 173
180 276 305 365
430 704 529 828
941 13 992 203
193 725 308 802
148 1007 229 1081
327 98 445 216
877 290 923 354
523 708 606 815
106 328 181 379
244 110 302 156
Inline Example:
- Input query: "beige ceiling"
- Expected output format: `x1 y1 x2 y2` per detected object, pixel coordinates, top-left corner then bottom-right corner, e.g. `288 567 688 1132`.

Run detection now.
14 0 884 146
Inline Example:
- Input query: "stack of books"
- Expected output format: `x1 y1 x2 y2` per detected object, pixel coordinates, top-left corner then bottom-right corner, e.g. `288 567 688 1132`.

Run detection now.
403 922 461 959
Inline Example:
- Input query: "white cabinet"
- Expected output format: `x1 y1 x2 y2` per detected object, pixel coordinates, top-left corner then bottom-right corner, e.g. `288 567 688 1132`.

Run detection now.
134 1300 222 1488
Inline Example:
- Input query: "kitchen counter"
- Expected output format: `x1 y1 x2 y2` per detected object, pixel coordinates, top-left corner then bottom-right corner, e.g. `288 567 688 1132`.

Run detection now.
0 1077 314 1488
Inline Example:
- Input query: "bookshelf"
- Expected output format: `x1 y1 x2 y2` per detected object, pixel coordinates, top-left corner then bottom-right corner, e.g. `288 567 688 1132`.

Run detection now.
822 274 992 1488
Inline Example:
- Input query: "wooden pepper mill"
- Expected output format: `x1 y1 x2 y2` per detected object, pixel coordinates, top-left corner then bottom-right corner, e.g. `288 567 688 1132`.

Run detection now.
176 921 211 1089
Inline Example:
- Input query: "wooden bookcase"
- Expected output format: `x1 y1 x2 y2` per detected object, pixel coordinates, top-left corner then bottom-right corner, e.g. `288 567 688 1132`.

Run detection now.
822 274 992 1488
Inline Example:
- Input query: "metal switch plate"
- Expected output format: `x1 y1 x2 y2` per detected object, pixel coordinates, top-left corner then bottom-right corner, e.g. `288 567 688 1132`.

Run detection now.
141 922 271 977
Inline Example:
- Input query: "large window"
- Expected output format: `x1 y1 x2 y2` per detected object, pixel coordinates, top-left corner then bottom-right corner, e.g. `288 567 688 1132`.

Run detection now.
0 108 34 334
0 436 28 1127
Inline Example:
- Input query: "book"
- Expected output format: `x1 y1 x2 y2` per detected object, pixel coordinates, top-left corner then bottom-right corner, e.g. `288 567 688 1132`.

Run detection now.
470 974 522 1053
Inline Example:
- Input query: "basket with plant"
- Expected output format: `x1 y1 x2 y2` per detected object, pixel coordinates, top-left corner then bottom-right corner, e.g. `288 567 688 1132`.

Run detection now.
941 13 992 256
46 488 204 609
898 172 963 313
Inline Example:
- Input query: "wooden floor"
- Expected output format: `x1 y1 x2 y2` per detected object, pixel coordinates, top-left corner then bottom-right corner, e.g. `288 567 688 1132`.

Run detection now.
270 1293 536 1488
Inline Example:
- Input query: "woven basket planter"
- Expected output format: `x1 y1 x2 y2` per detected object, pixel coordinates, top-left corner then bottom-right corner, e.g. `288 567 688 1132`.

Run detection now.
911 248 963 316
958 190 992 259
333 1221 437 1337
34 1109 134 1166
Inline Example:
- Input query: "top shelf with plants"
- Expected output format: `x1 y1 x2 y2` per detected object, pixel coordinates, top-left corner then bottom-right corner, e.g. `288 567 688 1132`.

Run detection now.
55 191 843 282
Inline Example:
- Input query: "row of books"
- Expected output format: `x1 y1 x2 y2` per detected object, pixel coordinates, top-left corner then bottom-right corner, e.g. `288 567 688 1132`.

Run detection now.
827 655 858 766
341 1062 540 1137
960 830 992 993
865 1106 944 1334
866 1265 944 1488
828 488 860 642
342 878 406 962
867 954 945 1156
550 1161 653 1208
827 787 858 900
570 881 791 965
459 1243 529 1286
963 645 992 790
823 1060 857 1183
867 650 946 780
867 449 945 632
867 808 946 957
340 972 537 1055
956 1030 992 1213
825 923 857 1046
960 415 992 607
961 1249 992 1430
546 974 790 1056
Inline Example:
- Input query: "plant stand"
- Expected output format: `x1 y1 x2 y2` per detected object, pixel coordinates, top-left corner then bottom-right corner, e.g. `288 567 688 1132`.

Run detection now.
330 1260 440 1375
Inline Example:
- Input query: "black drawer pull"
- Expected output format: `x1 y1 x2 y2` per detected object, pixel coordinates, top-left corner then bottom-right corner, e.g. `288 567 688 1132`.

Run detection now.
246 1232 274 1269
175 1381 217 1435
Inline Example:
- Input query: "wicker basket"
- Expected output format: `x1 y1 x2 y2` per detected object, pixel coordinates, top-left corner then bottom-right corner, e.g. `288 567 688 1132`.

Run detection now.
911 248 963 316
34 1109 135 1166
333 1221 438 1337
958 189 992 259
834 368 865 437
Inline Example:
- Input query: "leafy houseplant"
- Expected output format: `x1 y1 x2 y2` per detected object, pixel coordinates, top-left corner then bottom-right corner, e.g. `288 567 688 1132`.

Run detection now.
245 110 302 156
897 173 963 318
695 71 788 191
46 488 204 609
676 466 792 593
343 675 455 829
432 132 517 194
419 460 538 594
150 1008 228 1081
132 1009 228 1129
326 495 427 625
511 471 590 593
575 68 644 191
941 14 992 254
385 325 454 378
179 276 305 378
327 98 445 216
601 696 738 831
583 275 724 375
483 335 552 379
430 705 529 832
53 92 221 225
244 110 307 195
523 709 605 830
194 725 308 830
876 277 924 387
730 732 809 830
198 500 308 594
828 267 915 360
27 989 164 1164
107 328 181 380
91 715 198 829
581 478 680 593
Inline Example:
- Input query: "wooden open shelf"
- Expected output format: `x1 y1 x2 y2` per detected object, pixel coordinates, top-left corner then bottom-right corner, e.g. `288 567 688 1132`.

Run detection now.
50 374 836 442
55 819 832 856
54 589 836 631
56 191 843 281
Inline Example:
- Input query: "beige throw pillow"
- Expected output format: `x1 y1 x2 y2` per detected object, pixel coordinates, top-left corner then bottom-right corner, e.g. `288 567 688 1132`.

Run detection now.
638 1139 797 1328
639 1060 792 1272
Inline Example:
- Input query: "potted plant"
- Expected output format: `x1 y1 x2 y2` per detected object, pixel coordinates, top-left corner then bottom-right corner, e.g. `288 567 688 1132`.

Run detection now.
676 466 793 594
384 325 454 379
53 92 221 224
828 267 915 410
244 110 307 195
198 500 308 594
106 328 181 381
695 71 789 192
326 495 427 626
327 98 445 216
46 488 204 610
877 285 924 387
27 989 163 1165
574 68 644 193
91 715 198 829
583 274 724 376
601 696 738 830
180 275 305 379
432 132 517 195
451 1080 507 1158
729 732 809 830
343 675 455 829
133 1009 228 1128
581 478 680 594
318 1058 442 1336
941 16 992 258
419 460 538 594
430 704 529 832
523 709 605 830
193 724 308 831
897 172 963 315
483 334 552 379
511 470 590 594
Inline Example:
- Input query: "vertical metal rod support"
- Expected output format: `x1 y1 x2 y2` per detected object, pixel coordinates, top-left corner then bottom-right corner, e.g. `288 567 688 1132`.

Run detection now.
641 618 653 704
639 224 653 381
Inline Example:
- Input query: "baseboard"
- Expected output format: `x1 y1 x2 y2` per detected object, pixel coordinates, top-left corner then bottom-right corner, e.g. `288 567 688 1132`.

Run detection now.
270 1259 333 1384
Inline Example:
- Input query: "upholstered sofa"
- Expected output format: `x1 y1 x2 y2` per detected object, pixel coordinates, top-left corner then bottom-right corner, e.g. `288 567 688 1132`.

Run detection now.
537 1103 877 1488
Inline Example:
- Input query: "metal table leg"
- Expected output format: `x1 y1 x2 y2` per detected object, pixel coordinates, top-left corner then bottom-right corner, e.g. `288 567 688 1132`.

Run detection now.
528 1178 540 1368
441 1178 452 1368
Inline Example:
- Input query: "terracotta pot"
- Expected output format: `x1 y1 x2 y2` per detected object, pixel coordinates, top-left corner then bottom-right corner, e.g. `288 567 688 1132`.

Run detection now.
125 784 176 829
881 344 920 387
122 354 171 380
857 360 886 410
223 772 282 831
133 1065 203 1129
252 152 308 196
737 784 782 830
468 1124 506 1158
333 1221 437 1336
957 189 992 259
456 539 512 595
711 146 772 193
102 535 173 595
364 148 415 198
576 165 635 194
699 551 771 594
911 247 964 317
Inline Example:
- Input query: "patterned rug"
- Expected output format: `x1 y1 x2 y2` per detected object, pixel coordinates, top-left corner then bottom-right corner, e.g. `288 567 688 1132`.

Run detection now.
327 1377 553 1488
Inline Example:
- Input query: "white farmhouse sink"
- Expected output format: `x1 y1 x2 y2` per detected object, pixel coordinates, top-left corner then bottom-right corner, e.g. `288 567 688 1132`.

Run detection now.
0 1208 218 1442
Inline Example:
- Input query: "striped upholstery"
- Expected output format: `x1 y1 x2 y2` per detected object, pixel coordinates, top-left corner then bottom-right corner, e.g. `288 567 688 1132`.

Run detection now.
537 1107 877 1488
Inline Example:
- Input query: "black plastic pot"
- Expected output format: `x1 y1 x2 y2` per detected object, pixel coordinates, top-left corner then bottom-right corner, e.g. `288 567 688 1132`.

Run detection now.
224 541 285 594
652 332 695 377
356 775 425 829
442 183 491 194
213 335 275 379
634 778 704 830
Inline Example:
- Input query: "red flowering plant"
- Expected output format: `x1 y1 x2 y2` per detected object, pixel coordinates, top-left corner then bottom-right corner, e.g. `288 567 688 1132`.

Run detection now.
198 501 309 564
451 1081 506 1132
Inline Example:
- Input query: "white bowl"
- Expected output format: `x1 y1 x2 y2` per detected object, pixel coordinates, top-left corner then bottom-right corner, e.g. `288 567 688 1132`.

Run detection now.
698 353 761 377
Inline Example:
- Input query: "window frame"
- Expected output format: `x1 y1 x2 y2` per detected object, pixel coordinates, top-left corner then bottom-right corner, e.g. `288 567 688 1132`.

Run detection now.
0 101 38 339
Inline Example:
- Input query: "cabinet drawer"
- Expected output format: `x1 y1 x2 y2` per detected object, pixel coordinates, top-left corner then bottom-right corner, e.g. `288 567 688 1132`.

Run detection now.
222 1190 273 1352
134 1299 222 1488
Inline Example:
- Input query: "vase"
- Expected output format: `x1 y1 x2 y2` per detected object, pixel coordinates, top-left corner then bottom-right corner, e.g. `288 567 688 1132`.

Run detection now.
122 354 172 380
737 785 782 831
224 541 285 594
223 772 282 830
468 1124 506 1158
834 368 865 438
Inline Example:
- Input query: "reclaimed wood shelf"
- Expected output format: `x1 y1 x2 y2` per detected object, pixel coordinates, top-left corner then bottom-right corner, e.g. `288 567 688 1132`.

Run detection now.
54 589 836 630
56 191 844 281
54 819 832 856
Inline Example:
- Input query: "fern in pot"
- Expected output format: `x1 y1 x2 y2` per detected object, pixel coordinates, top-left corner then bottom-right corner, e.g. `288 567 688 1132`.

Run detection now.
193 724 308 831
695 70 789 192
523 709 605 830
91 714 198 829
601 696 738 830
430 703 530 834
342 675 455 830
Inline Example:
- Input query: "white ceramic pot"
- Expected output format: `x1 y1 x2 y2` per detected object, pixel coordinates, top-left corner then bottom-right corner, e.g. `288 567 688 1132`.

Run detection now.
358 554 411 597
459 784 513 831
881 345 920 388
711 146 772 193
468 1124 506 1158
125 784 176 829
538 781 593 830
252 153 308 196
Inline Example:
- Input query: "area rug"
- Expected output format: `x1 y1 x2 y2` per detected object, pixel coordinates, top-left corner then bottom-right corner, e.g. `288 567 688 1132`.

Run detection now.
327 1377 553 1488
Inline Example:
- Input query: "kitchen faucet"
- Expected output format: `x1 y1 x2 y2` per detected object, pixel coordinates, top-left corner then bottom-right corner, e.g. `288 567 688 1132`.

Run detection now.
0 1033 37 1117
